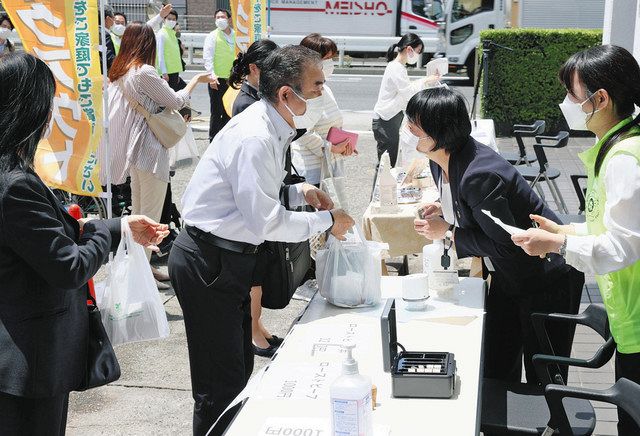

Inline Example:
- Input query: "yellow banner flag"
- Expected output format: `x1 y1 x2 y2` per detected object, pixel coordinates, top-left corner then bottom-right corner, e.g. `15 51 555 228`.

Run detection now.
231 0 267 54
4 0 103 196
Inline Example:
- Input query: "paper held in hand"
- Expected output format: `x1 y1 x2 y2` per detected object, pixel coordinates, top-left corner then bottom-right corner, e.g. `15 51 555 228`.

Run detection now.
481 209 527 236
426 57 449 77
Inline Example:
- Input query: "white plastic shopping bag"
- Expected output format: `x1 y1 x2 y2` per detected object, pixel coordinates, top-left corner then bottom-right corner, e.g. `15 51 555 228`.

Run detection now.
316 226 388 308
169 125 199 168
100 217 170 345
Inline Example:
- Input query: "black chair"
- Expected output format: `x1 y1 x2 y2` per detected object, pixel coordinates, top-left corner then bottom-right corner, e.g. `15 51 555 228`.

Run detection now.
515 132 570 214
558 175 588 225
481 304 616 435
501 120 546 166
545 378 640 435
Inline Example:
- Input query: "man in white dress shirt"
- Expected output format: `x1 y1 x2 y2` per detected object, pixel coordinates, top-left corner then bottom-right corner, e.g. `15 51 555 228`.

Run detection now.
168 45 354 436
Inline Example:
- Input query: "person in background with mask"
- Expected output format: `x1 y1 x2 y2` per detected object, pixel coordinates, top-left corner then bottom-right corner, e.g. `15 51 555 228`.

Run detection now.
98 4 116 73
290 33 355 189
409 87 584 389
111 12 127 54
373 33 440 167
157 10 186 91
112 4 173 54
512 45 640 436
168 45 355 435
0 14 15 56
203 9 236 142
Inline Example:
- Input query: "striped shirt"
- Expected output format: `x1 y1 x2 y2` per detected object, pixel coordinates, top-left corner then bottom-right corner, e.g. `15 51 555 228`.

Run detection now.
290 85 344 185
100 64 189 185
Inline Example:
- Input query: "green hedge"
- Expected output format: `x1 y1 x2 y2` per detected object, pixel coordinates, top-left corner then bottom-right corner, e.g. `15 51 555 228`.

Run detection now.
479 28 602 136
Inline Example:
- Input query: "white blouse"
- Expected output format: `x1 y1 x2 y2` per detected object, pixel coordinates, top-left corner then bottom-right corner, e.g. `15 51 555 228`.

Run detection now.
373 60 425 121
290 85 344 185
565 153 640 275
100 65 189 185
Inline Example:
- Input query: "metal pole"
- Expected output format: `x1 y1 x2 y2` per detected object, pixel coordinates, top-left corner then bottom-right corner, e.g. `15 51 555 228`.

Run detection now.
99 0 112 219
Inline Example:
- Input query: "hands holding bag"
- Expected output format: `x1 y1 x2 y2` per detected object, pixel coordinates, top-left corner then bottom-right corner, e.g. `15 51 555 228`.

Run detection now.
100 217 171 346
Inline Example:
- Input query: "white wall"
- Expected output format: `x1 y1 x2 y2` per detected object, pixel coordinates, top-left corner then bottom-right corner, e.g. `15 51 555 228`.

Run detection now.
603 0 638 56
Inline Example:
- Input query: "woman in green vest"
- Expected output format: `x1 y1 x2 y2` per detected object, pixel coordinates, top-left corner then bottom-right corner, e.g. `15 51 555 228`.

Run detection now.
512 44 640 435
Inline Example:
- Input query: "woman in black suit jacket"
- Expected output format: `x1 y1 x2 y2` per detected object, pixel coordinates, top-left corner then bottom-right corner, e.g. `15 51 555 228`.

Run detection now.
407 88 584 385
0 53 169 435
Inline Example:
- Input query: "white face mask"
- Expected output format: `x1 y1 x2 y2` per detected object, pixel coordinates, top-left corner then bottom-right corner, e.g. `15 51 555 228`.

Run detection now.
0 27 12 40
322 59 334 80
111 24 125 37
164 20 177 30
559 93 601 131
406 48 420 65
400 125 428 150
215 18 229 30
284 89 323 130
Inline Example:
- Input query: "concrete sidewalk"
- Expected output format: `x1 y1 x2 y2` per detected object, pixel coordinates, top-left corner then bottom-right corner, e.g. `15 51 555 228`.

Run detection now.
67 114 618 435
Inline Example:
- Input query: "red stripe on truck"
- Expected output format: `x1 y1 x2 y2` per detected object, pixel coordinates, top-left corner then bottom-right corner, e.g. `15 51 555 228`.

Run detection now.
269 7 325 11
400 11 439 29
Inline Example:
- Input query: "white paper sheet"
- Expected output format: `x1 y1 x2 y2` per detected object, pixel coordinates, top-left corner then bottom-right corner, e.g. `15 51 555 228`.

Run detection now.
481 209 526 236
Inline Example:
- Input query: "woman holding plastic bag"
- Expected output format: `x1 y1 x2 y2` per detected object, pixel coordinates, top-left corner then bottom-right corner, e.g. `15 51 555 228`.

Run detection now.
0 53 169 435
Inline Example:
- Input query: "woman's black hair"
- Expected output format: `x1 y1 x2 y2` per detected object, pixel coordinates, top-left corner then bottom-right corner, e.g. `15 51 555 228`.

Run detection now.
167 10 178 20
0 53 56 173
229 39 279 89
386 33 423 62
559 44 640 176
406 87 472 154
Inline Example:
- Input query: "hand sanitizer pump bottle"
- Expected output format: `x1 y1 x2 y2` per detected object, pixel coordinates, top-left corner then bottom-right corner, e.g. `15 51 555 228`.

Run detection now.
330 343 373 436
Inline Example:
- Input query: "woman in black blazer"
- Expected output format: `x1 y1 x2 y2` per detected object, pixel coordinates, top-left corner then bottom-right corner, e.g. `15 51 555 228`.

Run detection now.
0 53 169 435
407 88 584 385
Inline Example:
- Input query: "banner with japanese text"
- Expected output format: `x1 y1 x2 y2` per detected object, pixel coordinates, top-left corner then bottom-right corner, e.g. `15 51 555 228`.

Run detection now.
231 0 267 54
4 0 103 196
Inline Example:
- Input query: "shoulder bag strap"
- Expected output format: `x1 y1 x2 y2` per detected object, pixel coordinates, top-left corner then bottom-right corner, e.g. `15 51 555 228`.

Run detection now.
116 79 152 119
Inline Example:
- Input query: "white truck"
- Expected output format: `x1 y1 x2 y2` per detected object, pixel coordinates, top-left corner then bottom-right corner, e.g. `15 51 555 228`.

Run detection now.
267 0 510 78
268 0 605 78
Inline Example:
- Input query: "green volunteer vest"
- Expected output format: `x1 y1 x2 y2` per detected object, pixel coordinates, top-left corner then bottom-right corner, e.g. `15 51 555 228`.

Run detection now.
213 29 235 79
156 26 183 75
579 117 640 354
111 33 121 55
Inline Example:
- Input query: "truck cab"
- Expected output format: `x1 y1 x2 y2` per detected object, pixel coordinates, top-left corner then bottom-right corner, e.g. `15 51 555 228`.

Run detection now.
402 0 506 77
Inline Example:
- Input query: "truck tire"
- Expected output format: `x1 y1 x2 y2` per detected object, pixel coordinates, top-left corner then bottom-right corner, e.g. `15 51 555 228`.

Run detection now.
465 53 476 86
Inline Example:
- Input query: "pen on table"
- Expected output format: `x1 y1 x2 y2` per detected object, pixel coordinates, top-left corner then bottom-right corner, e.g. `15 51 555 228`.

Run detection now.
531 220 552 262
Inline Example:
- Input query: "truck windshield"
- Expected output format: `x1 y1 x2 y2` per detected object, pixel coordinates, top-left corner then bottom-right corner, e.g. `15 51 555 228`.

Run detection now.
452 0 494 22
411 0 444 21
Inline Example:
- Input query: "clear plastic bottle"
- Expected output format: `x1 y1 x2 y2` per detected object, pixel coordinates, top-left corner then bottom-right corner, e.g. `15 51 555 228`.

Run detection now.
378 152 397 208
422 231 459 296
330 343 373 436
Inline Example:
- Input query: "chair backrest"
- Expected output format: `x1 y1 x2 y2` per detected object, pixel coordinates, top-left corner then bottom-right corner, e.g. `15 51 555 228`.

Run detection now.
545 378 640 435
533 131 570 172
513 120 546 158
570 175 588 214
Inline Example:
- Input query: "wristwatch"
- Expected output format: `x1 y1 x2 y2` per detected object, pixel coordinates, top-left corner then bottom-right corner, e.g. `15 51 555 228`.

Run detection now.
558 234 568 258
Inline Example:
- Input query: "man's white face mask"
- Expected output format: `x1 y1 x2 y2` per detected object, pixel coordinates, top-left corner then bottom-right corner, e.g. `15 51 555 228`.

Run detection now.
284 89 323 130
215 18 229 31
111 24 126 37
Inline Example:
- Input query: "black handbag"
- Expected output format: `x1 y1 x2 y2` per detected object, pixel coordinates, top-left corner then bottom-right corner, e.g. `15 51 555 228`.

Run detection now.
261 148 312 309
75 291 121 391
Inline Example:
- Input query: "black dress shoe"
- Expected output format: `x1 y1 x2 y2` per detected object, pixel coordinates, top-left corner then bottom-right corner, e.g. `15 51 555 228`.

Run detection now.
253 344 277 358
266 335 284 347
